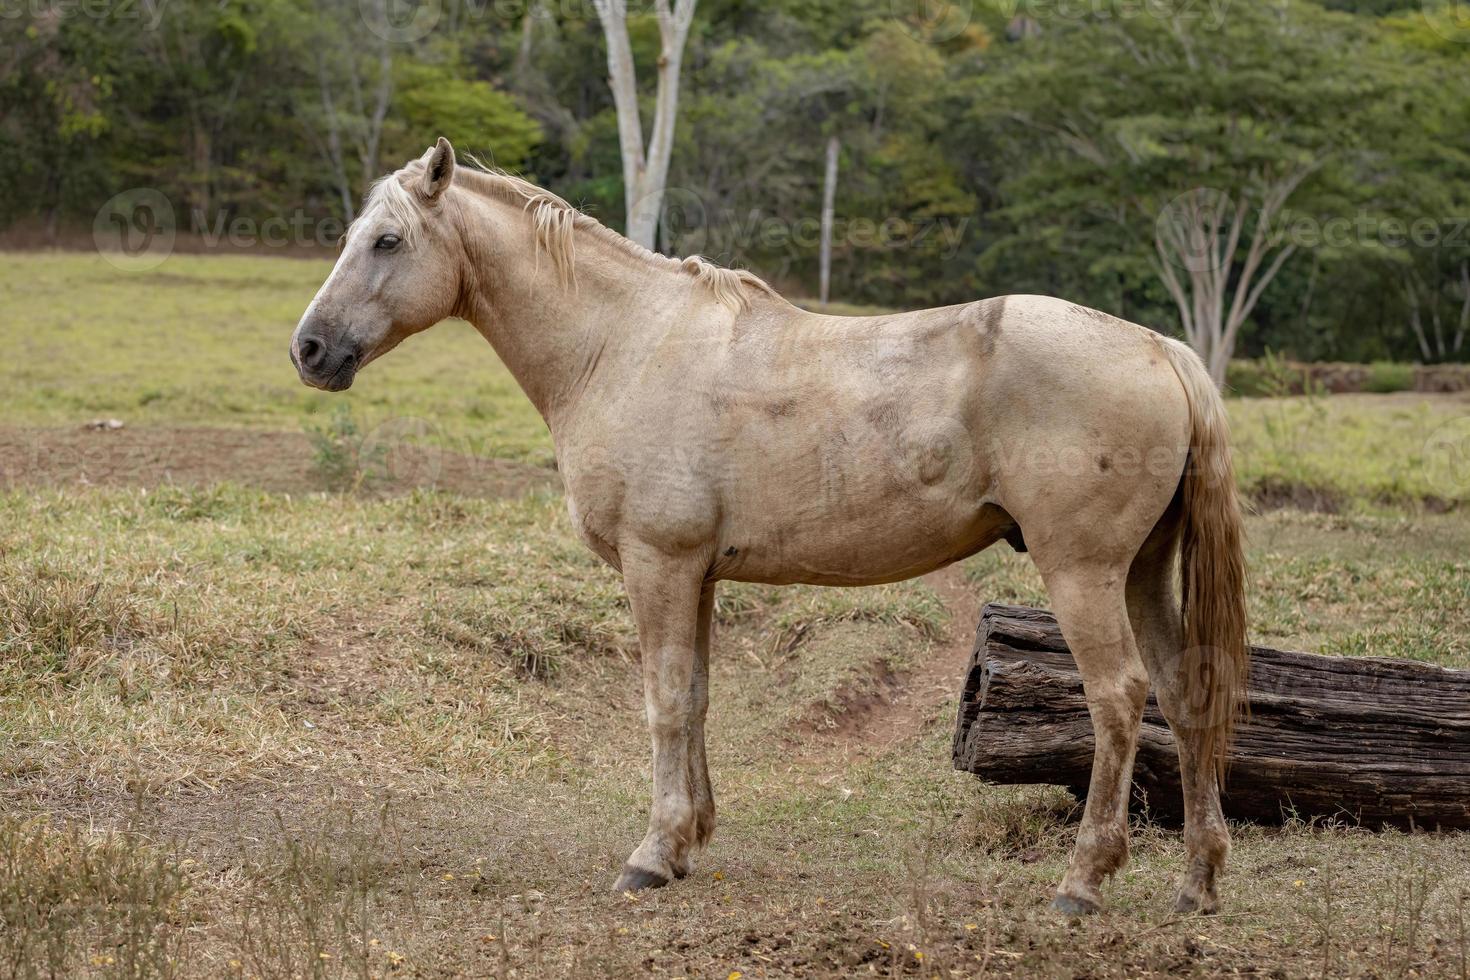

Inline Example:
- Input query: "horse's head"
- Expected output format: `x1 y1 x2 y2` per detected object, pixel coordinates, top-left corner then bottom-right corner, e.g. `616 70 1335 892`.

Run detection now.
290 138 462 391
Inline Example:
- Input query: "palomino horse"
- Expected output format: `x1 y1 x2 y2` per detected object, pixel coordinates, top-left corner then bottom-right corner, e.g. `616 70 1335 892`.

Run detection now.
290 139 1248 916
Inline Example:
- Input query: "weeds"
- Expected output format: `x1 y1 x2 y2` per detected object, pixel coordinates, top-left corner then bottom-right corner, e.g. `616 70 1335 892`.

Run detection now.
1307 860 1338 977
1377 856 1440 977
305 405 385 492
1366 360 1416 393
421 587 629 680
966 786 1078 859
228 803 404 980
0 815 190 979
1457 886 1467 980
0 567 136 682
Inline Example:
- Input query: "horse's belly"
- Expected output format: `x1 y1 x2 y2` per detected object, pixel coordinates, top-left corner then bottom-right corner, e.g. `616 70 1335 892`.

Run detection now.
714 496 1010 587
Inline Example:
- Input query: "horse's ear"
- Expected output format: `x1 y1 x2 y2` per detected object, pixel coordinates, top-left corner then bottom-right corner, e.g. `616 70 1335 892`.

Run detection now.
420 137 456 202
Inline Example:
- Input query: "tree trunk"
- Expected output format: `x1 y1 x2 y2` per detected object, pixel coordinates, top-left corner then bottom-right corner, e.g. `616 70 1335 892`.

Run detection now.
1151 168 1314 387
953 604 1470 830
818 134 839 308
314 52 355 223
592 0 696 250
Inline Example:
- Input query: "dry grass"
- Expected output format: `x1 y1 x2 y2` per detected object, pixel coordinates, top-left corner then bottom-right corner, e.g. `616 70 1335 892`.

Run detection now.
2 480 1467 977
2 254 1468 976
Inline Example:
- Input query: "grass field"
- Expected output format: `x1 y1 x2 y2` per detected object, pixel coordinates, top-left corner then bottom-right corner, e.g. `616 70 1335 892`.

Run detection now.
2 252 1469 977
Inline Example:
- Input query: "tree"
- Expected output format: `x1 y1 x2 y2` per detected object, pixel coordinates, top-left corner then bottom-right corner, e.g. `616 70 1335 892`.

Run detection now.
962 0 1411 381
292 0 395 222
1152 173 1317 383
818 134 838 306
591 0 697 249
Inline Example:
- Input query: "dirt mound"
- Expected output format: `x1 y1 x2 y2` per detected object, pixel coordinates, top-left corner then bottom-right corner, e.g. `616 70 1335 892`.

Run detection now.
0 425 558 499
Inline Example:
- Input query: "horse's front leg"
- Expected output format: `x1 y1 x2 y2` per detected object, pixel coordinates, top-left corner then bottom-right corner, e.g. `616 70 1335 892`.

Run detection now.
613 550 712 892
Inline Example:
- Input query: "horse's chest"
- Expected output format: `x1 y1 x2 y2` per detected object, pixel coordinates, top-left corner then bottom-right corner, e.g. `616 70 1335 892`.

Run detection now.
561 447 722 567
564 487 622 569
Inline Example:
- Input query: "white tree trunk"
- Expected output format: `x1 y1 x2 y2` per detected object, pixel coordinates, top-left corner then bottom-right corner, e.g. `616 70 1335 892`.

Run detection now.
1455 261 1470 354
1151 167 1314 387
818 134 839 307
592 0 696 250
314 53 356 223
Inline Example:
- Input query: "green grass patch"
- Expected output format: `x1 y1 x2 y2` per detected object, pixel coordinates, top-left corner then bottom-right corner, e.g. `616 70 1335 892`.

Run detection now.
0 252 553 465
6 252 1469 512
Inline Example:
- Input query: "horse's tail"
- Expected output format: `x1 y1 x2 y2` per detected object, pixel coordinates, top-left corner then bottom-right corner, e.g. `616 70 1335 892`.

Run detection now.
1158 338 1249 780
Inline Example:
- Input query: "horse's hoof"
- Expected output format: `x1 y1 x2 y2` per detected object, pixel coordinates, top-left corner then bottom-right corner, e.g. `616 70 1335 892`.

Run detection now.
1174 890 1219 916
614 864 670 893
1051 892 1101 917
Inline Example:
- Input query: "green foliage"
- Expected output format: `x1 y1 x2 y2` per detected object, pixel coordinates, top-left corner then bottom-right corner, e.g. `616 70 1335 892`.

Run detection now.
1225 360 1272 399
2 0 1469 362
305 404 386 492
1366 360 1416 393
390 62 541 170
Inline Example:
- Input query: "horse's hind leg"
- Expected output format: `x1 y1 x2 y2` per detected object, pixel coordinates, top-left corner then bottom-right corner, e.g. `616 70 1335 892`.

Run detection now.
1126 515 1230 914
688 582 716 849
1040 562 1149 915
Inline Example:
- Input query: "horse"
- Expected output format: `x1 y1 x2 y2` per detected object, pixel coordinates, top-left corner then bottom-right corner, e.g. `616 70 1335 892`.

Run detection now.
289 139 1248 917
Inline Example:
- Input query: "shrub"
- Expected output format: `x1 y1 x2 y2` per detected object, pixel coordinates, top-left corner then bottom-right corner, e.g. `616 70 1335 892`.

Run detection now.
304 405 385 492
1365 361 1415 393
1226 359 1271 398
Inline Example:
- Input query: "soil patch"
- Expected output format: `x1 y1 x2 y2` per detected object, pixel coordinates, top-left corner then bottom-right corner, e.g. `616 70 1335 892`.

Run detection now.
0 425 558 499
788 565 982 763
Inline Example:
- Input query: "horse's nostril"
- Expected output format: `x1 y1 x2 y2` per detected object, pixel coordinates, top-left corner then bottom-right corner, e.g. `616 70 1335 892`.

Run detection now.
298 336 325 369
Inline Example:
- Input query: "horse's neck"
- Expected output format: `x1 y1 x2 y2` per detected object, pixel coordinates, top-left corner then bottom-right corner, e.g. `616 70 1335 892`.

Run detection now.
452 189 695 432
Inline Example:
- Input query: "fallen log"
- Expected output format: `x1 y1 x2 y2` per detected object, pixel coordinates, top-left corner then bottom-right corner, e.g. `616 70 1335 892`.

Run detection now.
952 604 1470 830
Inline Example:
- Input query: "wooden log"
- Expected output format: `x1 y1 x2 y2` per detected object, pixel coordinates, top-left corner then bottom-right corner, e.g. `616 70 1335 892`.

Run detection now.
952 604 1470 830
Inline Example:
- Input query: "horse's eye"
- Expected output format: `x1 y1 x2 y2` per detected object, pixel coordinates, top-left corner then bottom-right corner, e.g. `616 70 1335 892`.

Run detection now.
375 234 401 251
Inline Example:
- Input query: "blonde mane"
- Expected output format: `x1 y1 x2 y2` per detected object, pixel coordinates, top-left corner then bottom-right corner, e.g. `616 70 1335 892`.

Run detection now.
373 157 776 314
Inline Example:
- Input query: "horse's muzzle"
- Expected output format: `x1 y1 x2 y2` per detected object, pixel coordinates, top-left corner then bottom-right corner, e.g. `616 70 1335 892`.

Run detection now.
292 332 359 391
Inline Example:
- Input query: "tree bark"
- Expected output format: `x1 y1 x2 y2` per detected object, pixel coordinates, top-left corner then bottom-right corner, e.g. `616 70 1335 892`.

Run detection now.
592 0 696 250
818 134 839 307
953 604 1470 830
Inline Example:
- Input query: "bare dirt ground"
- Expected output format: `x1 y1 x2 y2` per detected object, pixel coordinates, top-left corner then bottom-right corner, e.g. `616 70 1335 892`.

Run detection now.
0 425 557 499
789 566 982 764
